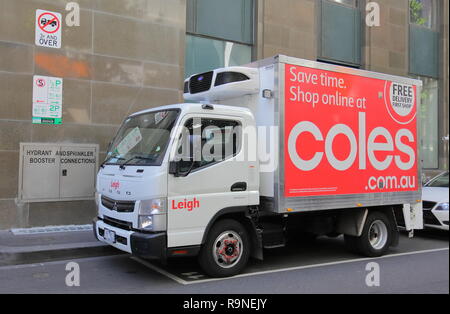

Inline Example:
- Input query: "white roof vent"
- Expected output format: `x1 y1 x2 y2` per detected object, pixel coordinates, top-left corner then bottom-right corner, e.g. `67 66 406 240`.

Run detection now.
184 66 259 102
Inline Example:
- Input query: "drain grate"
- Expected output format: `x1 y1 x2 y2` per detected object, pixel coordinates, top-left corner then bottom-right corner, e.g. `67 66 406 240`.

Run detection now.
11 224 92 235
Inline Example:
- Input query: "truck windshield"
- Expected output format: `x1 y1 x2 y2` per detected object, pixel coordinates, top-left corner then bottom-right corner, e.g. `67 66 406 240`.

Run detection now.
104 109 180 166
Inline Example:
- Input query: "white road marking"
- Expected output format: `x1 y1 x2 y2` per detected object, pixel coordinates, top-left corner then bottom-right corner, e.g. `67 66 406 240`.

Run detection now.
130 257 188 285
181 272 205 279
181 272 198 276
133 247 449 285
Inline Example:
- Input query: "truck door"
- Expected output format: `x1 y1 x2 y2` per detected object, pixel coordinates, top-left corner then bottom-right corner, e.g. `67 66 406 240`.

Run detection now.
167 114 250 248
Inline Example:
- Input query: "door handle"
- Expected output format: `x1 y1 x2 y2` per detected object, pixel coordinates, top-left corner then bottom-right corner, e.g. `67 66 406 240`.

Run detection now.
62 169 67 176
231 182 247 192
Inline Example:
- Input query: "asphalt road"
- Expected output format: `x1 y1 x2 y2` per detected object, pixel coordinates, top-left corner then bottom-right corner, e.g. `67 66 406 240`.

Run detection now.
0 230 448 294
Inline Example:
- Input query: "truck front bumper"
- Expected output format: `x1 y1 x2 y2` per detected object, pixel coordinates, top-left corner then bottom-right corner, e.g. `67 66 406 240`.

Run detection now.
93 218 166 260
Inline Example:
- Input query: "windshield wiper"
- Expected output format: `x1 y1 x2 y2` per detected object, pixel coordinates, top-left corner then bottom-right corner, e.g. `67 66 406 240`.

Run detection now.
119 155 157 169
100 156 125 168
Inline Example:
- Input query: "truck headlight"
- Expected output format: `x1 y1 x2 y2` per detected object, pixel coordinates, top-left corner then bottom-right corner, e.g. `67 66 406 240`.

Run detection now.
139 198 167 215
435 202 449 211
138 198 167 231
139 215 153 229
95 192 103 219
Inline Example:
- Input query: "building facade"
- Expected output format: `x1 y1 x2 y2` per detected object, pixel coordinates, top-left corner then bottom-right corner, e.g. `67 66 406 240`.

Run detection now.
0 0 448 229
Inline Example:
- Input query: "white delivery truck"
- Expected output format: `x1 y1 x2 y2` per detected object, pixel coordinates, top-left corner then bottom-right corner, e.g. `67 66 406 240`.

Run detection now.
94 55 423 277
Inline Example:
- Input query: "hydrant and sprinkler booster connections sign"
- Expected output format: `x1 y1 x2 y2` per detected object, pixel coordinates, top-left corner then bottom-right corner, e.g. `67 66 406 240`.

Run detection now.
19 143 99 202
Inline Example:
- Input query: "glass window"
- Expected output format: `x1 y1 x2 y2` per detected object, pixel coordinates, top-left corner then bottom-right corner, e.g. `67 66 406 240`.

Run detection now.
419 77 439 169
185 35 252 78
320 0 361 66
410 0 437 29
176 118 241 172
425 172 449 187
187 0 254 44
409 0 439 78
409 24 439 78
328 0 357 7
185 0 254 78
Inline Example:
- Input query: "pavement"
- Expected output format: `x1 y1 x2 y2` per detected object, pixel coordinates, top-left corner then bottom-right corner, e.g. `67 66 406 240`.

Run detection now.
0 226 120 267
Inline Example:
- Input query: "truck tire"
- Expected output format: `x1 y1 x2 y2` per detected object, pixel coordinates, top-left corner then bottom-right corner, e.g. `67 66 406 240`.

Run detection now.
198 219 250 278
350 211 393 257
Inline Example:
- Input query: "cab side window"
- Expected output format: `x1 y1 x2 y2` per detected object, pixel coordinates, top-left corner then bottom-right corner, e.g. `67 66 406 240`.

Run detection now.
177 118 241 172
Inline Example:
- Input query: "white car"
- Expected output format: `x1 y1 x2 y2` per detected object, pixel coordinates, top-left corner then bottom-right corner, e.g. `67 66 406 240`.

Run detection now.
422 171 449 231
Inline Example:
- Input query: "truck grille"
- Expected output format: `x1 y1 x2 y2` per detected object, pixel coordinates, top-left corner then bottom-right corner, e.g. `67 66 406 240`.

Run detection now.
101 195 135 213
103 216 133 231
189 71 213 94
214 71 249 86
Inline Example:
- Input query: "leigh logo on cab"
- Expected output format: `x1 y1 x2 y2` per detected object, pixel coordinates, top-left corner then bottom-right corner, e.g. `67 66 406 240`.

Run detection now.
110 181 120 190
285 64 418 197
171 197 200 212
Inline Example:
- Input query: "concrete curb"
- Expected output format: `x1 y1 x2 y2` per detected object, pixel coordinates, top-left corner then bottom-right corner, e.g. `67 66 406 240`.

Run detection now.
0 228 123 267
0 242 122 267
0 241 106 254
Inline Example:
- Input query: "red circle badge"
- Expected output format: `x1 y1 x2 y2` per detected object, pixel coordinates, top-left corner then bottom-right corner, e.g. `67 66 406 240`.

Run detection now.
384 81 417 125
37 12 61 34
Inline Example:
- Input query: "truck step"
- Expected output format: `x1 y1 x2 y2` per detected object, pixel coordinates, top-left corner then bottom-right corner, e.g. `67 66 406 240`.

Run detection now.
263 244 286 249
261 223 285 249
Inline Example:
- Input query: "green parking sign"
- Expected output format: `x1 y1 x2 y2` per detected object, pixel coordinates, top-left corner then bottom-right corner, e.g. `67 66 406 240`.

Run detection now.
32 76 63 125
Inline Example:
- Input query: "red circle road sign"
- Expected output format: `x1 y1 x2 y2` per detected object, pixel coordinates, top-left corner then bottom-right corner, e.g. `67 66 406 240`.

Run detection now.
37 12 60 34
35 78 46 88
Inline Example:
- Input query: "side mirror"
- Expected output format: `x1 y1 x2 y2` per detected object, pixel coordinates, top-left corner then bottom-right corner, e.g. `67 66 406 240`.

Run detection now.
169 161 179 176
169 159 195 177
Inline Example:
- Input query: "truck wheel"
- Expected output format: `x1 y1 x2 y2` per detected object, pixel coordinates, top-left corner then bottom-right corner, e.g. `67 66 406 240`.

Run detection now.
352 211 392 257
198 219 250 278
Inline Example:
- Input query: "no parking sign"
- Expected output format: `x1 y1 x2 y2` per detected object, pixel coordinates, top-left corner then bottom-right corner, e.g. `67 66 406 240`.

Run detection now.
35 9 62 49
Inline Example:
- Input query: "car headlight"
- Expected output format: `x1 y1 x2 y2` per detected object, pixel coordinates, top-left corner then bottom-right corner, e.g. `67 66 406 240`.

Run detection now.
435 202 449 211
138 198 167 231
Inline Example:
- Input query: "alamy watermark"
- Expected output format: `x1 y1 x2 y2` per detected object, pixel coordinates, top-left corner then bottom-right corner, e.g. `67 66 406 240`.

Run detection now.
65 262 80 287
62 1 381 28
65 2 80 27
365 262 380 287
366 2 381 27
